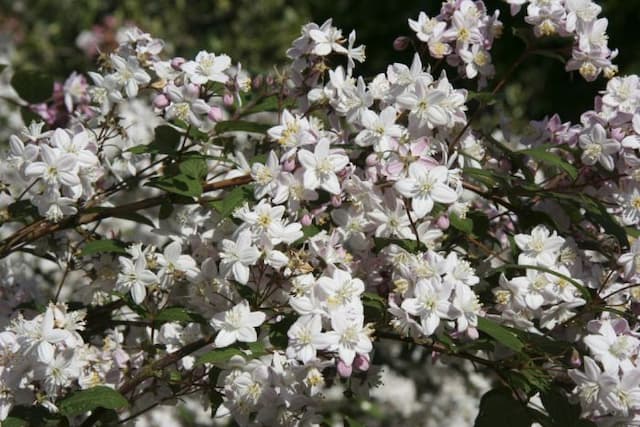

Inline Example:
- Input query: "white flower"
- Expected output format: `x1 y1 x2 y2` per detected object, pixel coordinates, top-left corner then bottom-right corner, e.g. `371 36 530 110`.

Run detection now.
210 300 266 348
394 164 458 218
298 139 349 195
286 315 326 363
514 225 565 266
182 50 231 85
584 321 639 373
219 230 261 285
157 241 199 286
116 256 157 304
24 145 80 188
106 54 150 98
579 124 620 171
317 269 365 310
401 277 458 336
319 311 372 366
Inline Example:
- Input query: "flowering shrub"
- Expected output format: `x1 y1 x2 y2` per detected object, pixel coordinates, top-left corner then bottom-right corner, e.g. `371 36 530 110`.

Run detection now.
0 0 638 426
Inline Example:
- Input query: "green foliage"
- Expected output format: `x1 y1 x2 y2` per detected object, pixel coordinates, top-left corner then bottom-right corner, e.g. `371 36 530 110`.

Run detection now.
80 239 128 257
10 69 53 103
58 386 128 417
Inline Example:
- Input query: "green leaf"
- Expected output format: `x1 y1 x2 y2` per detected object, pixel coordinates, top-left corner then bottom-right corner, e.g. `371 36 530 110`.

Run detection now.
128 125 182 154
362 292 387 325
344 416 365 427
195 347 245 366
147 174 202 198
210 185 252 218
242 95 295 115
450 212 473 234
476 317 524 352
153 307 204 324
215 120 271 134
58 386 128 417
11 69 53 103
179 157 208 180
111 212 155 227
4 405 65 427
81 240 128 257
541 387 596 427
475 388 533 427
373 237 420 253
518 147 577 180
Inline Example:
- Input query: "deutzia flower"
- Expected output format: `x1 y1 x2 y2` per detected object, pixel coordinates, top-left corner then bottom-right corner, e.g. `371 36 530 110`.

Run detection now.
181 50 231 84
116 256 157 304
219 230 261 285
210 300 266 347
286 314 326 363
24 145 80 188
394 164 458 218
401 277 458 336
298 138 349 195
320 311 372 366
579 123 620 171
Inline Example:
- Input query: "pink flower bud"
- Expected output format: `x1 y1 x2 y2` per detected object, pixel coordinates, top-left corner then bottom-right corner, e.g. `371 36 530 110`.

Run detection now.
393 36 411 51
153 94 170 109
208 106 223 122
353 354 370 372
366 153 379 167
252 75 263 90
282 157 296 172
569 349 582 368
466 327 479 340
337 359 352 378
223 93 234 106
436 215 450 230
171 57 186 70
331 195 342 207
610 127 625 142
185 83 200 98
300 214 312 226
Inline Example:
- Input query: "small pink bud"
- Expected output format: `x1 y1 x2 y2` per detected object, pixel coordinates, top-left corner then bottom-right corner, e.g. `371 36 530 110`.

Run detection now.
171 57 186 70
252 75 263 89
300 214 313 226
265 75 275 86
331 195 342 207
208 106 223 122
185 83 200 98
223 93 234 106
337 359 352 378
466 327 479 340
569 349 582 368
353 354 370 372
436 215 450 230
281 157 296 172
366 154 379 167
610 127 625 142
153 94 169 109
393 36 411 51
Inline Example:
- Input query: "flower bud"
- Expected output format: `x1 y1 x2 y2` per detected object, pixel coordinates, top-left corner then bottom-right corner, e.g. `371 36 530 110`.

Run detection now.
208 106 223 122
331 195 342 207
393 36 410 51
170 57 186 70
223 92 234 106
353 354 370 372
252 75 263 90
300 214 312 226
569 348 582 368
337 359 352 378
436 215 450 230
153 94 170 109
466 327 479 340
282 157 297 172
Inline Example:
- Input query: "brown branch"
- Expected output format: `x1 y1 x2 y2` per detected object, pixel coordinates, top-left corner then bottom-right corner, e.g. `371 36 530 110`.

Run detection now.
0 175 252 260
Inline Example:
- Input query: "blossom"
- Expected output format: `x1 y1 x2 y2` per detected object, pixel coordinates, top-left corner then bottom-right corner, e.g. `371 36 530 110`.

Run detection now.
401 277 458 336
24 144 80 188
116 256 157 304
578 124 620 171
210 300 266 347
181 50 231 84
219 230 261 285
394 164 458 218
298 139 349 195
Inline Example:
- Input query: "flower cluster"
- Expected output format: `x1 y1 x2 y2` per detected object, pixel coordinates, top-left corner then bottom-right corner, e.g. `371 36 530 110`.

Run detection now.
507 0 617 81
1 1 640 426
409 0 503 86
